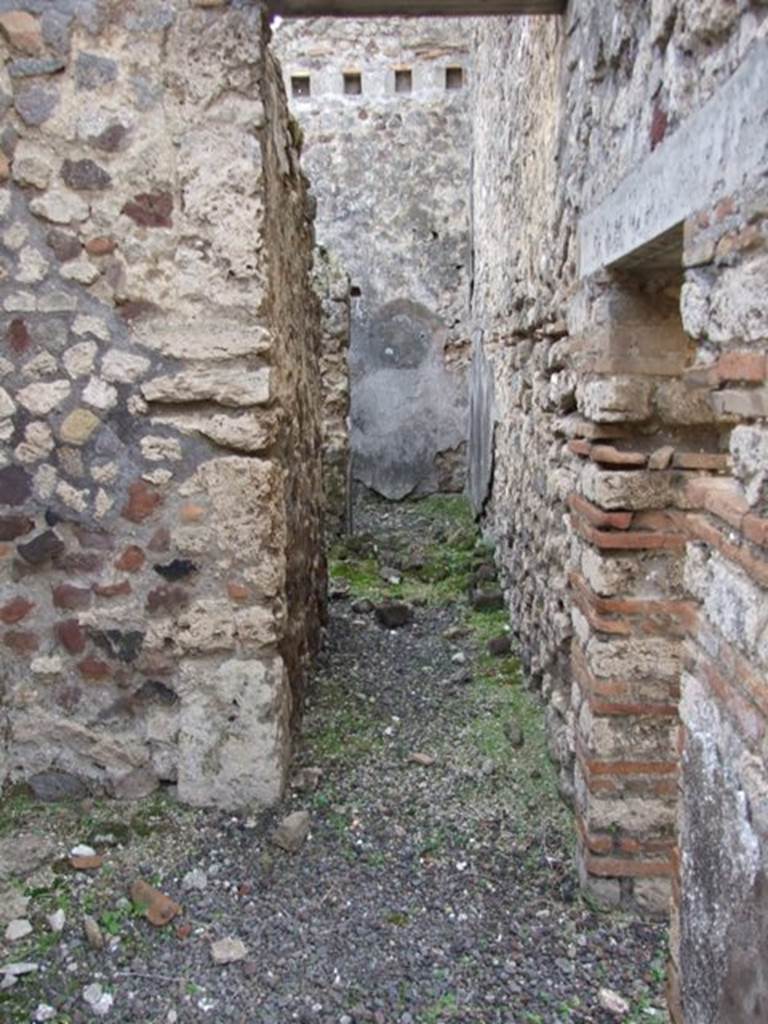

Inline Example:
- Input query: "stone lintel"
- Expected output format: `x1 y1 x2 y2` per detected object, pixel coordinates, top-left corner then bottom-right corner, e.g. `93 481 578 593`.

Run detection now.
270 0 565 16
579 38 768 277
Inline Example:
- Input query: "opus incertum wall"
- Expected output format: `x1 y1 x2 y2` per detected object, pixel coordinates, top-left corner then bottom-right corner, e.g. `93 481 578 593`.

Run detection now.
0 1 327 810
275 17 472 500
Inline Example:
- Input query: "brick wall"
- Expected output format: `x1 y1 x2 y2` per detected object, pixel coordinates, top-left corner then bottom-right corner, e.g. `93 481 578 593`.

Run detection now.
470 3 768 1019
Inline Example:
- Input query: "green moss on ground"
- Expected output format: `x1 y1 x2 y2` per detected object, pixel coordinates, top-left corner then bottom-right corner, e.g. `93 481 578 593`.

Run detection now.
303 677 385 765
330 495 483 606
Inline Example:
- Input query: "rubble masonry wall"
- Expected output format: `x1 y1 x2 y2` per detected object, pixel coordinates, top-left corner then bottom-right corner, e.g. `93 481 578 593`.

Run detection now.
275 17 472 500
0 0 327 811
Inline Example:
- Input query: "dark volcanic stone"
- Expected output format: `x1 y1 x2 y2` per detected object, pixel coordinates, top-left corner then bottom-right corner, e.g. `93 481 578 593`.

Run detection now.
146 586 190 614
55 619 87 655
89 121 129 153
17 530 65 565
9 57 66 78
0 516 34 541
47 228 82 262
14 84 58 126
4 630 39 654
74 527 114 551
0 596 34 624
78 656 112 681
122 481 163 523
61 157 112 190
90 628 145 663
122 191 173 228
374 602 414 630
135 680 179 706
93 580 131 599
0 466 32 506
52 584 92 610
41 10 73 56
153 559 198 582
8 319 31 354
147 527 171 552
29 771 89 803
117 298 157 321
75 52 118 91
54 552 104 573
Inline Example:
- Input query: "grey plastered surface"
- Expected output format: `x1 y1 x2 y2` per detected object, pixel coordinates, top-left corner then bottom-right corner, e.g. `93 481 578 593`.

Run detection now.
350 299 468 500
579 38 768 277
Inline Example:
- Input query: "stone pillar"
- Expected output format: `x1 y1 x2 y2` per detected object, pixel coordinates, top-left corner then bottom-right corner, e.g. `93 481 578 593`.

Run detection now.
0 1 326 809
672 188 768 1024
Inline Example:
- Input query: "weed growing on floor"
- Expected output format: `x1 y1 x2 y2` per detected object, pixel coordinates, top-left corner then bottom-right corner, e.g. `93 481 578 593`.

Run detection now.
0 784 66 837
303 678 385 764
330 494 487 606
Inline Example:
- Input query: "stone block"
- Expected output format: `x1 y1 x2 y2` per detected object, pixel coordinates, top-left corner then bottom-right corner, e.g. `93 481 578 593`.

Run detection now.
711 387 768 420
577 377 652 423
59 409 100 446
141 368 271 408
17 380 71 416
176 601 237 654
586 634 684 681
29 189 89 225
634 876 672 916
580 463 680 511
730 425 768 507
132 322 271 361
177 656 290 810
101 351 150 383
11 140 55 189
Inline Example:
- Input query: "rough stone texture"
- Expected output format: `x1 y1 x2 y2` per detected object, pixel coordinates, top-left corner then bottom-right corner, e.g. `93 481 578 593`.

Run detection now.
313 247 351 536
274 18 471 499
470 4 768 1021
0 1 327 812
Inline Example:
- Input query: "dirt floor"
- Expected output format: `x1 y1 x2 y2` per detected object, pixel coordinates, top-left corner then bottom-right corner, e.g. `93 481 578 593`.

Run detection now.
0 495 669 1024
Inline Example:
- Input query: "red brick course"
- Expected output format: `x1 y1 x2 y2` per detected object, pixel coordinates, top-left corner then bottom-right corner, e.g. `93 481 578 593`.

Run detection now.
568 493 633 530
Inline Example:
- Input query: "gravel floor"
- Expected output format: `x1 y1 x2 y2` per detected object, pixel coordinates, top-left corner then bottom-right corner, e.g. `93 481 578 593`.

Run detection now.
0 496 669 1024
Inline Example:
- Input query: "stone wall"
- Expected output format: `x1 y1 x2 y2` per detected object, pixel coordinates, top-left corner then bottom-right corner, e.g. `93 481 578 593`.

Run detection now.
274 17 471 500
313 246 351 536
470 3 768 1021
0 0 326 811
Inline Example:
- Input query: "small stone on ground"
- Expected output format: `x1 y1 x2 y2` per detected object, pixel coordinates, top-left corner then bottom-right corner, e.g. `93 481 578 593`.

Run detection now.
272 810 311 852
210 937 248 964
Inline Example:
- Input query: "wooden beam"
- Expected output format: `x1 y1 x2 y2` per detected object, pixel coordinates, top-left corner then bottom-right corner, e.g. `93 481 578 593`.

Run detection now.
269 0 566 17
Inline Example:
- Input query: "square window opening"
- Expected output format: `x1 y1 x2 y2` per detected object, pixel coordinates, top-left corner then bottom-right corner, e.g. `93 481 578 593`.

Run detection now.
395 69 412 94
446 66 464 91
291 75 311 99
343 72 362 96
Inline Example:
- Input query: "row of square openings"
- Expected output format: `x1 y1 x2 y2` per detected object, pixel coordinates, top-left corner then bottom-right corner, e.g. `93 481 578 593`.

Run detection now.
290 66 465 99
